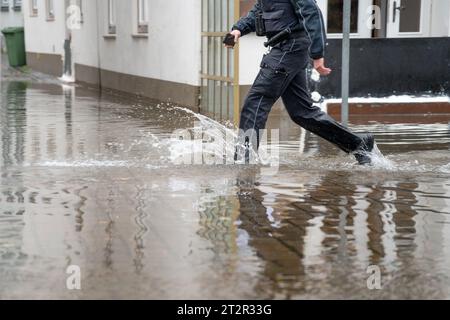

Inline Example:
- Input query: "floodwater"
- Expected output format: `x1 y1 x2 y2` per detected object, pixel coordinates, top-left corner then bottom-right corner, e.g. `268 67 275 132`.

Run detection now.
1 63 450 300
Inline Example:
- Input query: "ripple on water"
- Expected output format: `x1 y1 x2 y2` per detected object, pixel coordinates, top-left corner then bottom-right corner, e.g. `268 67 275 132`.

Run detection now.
3 71 450 299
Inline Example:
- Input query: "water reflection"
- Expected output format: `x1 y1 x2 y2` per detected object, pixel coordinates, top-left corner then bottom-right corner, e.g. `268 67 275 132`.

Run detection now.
1 81 27 166
104 188 115 270
1 68 450 298
225 170 450 298
133 185 148 274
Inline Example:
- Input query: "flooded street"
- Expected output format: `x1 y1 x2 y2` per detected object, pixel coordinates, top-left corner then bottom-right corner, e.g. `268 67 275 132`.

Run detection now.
1 62 450 300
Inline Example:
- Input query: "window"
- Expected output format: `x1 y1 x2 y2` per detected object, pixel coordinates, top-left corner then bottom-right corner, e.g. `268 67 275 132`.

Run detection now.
327 0 358 34
137 0 148 33
108 0 116 34
76 0 83 23
30 0 37 16
46 0 54 20
13 0 21 11
1 0 9 12
399 0 422 33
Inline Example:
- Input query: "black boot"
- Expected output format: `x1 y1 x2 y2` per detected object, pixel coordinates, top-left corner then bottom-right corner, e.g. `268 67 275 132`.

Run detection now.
354 133 375 165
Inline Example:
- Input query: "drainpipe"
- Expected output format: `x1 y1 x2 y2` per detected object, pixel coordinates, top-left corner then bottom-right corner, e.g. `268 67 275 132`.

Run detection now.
95 0 102 90
341 0 351 126
64 0 72 77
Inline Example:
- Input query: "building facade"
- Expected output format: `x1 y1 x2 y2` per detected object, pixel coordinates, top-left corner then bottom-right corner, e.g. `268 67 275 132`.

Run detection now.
0 0 23 51
21 0 450 123
239 0 450 98
23 0 201 107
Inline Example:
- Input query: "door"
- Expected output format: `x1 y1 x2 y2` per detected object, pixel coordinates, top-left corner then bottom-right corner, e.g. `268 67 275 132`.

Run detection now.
386 0 432 37
201 0 240 124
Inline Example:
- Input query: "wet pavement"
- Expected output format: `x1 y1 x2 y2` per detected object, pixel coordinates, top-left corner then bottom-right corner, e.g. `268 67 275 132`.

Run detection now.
1 60 450 299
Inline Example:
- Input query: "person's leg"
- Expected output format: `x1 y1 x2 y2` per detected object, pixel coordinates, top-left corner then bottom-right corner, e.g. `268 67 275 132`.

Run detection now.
281 70 363 153
236 78 278 163
237 46 300 161
239 50 294 138
238 38 310 148
236 70 279 163
238 85 277 147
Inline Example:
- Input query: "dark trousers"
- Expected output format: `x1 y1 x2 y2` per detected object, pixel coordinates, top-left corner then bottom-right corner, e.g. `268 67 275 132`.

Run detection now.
238 36 362 154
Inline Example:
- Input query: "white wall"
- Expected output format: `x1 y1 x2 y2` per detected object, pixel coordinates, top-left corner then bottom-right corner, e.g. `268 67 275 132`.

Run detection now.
238 35 265 85
72 0 201 86
22 0 66 55
71 0 101 68
0 1 24 50
0 3 23 28
22 0 202 86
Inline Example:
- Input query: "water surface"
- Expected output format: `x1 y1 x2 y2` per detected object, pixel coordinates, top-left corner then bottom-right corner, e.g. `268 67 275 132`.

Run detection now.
1 63 450 299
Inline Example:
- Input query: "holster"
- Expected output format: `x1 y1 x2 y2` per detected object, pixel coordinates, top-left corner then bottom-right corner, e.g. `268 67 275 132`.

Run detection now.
264 27 304 48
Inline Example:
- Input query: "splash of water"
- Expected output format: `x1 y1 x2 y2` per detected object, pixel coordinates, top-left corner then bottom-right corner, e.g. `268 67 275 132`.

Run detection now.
439 163 450 173
58 74 75 83
171 107 260 165
32 160 133 168
367 144 397 170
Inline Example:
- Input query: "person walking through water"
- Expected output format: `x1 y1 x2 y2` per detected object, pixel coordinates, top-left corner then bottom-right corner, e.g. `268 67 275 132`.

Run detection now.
225 0 375 165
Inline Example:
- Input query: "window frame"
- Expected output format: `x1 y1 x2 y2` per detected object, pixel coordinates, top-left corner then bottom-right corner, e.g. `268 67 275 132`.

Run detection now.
45 0 55 21
137 0 149 34
107 0 116 35
326 0 359 34
76 0 83 23
13 0 21 11
318 0 374 39
1 0 9 12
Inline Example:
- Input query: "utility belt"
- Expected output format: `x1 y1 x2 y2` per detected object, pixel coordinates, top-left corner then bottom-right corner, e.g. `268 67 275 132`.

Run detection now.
264 27 306 48
266 29 306 40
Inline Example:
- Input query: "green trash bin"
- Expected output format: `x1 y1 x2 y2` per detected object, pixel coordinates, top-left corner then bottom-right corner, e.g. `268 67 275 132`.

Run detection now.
1 27 26 67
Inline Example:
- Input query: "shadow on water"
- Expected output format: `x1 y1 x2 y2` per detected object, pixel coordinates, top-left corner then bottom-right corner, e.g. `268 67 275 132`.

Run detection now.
1 67 450 299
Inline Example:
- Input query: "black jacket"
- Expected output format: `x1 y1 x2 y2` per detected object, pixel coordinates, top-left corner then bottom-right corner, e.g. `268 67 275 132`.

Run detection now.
232 0 327 59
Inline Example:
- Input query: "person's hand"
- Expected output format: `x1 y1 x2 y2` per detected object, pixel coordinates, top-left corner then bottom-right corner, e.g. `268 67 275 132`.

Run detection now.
313 58 332 76
224 30 241 48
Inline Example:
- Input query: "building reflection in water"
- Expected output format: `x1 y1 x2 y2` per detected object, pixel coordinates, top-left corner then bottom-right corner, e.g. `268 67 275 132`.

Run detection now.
196 167 450 298
1 75 450 298
1 81 28 167
0 81 29 285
